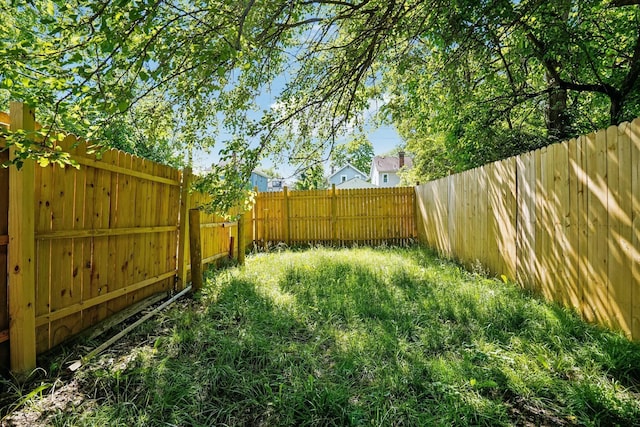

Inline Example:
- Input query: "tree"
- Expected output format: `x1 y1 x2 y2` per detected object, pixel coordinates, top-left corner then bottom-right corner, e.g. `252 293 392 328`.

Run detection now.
100 98 185 168
330 135 374 176
382 0 640 179
2 0 639 205
294 163 326 190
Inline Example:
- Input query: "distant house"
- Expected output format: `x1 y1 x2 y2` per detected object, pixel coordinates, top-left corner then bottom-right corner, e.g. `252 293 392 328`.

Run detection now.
336 177 377 189
250 170 270 192
370 151 413 187
327 163 369 187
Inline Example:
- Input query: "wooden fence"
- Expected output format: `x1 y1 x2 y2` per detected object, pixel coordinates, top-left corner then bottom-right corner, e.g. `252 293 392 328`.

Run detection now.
0 104 242 374
415 119 640 340
253 186 416 246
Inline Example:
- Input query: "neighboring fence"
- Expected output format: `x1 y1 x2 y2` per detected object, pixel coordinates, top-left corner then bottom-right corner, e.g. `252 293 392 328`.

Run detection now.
253 186 416 246
415 119 640 341
181 182 251 278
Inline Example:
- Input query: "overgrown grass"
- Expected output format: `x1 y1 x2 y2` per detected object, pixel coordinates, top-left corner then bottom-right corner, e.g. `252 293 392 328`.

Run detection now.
8 247 640 426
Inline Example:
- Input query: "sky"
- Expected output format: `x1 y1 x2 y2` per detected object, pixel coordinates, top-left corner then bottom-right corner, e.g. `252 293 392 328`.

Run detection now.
191 73 403 179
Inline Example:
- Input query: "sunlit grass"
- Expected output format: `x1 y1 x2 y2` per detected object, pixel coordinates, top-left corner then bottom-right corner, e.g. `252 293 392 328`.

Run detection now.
9 246 640 426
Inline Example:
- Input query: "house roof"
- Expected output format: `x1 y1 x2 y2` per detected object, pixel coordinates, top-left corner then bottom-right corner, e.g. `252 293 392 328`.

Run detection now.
328 163 368 180
251 169 270 179
336 177 377 189
371 155 413 173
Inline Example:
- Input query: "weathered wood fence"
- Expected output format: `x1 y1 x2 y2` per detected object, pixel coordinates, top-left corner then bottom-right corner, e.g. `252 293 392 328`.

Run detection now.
253 186 416 246
415 119 640 341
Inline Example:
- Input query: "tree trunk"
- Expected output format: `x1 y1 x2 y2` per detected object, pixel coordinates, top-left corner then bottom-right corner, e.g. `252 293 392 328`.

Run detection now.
546 82 570 141
609 95 623 126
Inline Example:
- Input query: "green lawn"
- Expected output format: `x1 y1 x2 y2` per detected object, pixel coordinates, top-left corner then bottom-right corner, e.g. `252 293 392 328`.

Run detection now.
8 247 640 426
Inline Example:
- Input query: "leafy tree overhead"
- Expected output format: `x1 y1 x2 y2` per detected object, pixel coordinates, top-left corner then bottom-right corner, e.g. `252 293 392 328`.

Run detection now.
101 98 185 168
330 135 374 176
1 0 639 207
383 0 640 177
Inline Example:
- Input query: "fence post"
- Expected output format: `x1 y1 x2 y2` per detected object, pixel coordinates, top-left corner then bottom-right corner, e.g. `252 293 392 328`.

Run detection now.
176 167 191 291
283 187 290 245
237 213 245 265
8 102 37 374
188 208 203 293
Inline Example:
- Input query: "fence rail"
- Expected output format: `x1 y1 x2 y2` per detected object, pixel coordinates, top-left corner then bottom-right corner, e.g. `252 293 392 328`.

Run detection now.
415 119 640 341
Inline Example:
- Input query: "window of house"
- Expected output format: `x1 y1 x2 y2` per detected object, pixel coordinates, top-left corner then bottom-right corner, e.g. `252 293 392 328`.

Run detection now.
341 175 347 183
354 175 360 180
383 174 389 183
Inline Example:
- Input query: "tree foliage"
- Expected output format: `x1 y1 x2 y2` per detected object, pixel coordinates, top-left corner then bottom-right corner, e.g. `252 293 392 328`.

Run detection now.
330 135 374 176
383 0 640 178
1 0 639 205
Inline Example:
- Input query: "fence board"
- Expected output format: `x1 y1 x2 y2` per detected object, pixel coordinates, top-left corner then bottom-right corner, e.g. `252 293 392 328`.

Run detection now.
608 123 633 333
630 118 640 339
585 130 609 325
555 141 570 307
566 138 581 308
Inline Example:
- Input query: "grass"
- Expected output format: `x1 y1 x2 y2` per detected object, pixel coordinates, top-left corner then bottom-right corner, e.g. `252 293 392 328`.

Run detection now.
5 246 640 426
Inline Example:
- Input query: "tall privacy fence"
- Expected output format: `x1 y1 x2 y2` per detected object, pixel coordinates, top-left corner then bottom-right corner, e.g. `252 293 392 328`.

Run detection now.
415 119 640 341
0 104 241 374
1 102 417 374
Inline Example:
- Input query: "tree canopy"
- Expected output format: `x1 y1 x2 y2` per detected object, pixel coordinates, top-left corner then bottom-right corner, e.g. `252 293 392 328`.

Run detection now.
1 0 639 209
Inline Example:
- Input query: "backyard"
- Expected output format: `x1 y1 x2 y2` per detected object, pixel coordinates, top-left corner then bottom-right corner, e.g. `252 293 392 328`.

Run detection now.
4 246 640 426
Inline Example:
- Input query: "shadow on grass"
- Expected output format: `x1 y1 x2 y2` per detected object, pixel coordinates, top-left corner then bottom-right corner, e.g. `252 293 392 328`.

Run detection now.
5 247 640 427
